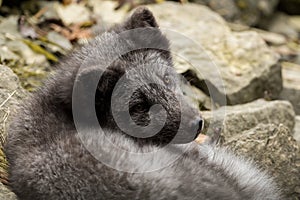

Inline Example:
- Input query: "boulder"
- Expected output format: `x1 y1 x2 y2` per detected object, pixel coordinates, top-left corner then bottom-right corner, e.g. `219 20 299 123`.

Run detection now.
201 99 299 198
260 12 299 40
88 2 283 106
181 83 213 111
0 65 27 140
0 65 26 187
55 3 91 26
89 0 127 26
147 2 282 106
225 124 300 199
191 0 279 26
279 62 300 115
202 99 295 138
0 182 17 200
295 116 300 143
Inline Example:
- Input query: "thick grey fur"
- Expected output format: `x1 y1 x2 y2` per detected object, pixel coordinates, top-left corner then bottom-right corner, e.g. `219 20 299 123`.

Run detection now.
5 7 281 200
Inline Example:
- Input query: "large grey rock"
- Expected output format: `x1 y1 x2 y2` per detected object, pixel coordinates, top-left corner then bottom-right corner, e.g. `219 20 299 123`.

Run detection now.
279 62 300 115
192 0 279 26
295 116 300 143
260 12 299 39
147 2 282 106
89 2 282 106
55 3 91 26
0 65 26 142
202 99 295 138
202 99 299 198
225 124 300 199
0 182 17 200
0 65 26 190
89 0 127 26
181 83 213 111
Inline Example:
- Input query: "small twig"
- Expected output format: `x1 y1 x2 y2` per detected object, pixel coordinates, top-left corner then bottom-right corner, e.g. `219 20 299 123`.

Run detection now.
0 90 16 109
33 7 48 20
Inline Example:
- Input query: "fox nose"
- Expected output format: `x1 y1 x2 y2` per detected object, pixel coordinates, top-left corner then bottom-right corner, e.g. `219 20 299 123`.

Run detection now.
190 117 204 136
172 117 204 144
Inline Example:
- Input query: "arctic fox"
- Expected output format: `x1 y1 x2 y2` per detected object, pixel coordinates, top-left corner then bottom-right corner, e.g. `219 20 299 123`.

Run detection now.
5 7 281 200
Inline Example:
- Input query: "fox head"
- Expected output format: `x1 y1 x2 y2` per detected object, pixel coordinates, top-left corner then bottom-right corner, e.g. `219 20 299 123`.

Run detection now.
73 7 203 145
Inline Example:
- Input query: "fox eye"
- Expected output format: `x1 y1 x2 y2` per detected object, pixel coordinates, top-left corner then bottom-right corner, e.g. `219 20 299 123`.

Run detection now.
135 103 143 110
164 75 170 85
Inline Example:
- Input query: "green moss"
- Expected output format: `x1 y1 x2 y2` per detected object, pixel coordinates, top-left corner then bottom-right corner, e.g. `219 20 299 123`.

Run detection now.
10 63 49 92
22 39 58 62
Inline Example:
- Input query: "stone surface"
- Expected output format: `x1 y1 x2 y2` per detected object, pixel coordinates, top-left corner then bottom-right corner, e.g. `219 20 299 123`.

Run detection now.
252 28 287 45
192 0 279 26
0 65 26 143
0 182 17 200
181 83 213 111
289 16 300 32
89 0 127 26
87 2 283 106
295 116 300 143
147 2 282 106
279 62 300 115
0 65 27 187
225 124 300 199
202 98 299 198
202 99 295 138
261 12 299 39
55 3 91 26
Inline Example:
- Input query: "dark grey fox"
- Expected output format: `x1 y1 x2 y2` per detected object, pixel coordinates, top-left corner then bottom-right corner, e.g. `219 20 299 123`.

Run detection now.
5 7 281 200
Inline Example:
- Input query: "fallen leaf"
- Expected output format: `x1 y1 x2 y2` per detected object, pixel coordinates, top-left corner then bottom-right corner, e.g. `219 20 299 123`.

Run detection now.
22 39 58 62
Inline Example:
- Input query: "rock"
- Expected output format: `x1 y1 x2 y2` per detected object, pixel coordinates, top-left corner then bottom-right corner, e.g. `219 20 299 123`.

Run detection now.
295 116 300 143
6 40 47 65
147 2 282 105
87 2 283 106
191 0 239 22
225 124 300 199
279 62 300 115
47 31 73 51
89 0 127 27
0 182 17 200
0 46 19 62
252 28 287 45
202 99 295 138
55 2 91 26
260 12 299 40
36 1 60 21
0 65 26 137
181 83 213 111
202 99 299 197
191 0 279 26
289 16 300 32
0 65 27 186
0 16 22 38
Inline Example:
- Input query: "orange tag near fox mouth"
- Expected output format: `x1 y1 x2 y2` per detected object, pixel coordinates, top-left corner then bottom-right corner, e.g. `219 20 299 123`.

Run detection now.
195 134 208 144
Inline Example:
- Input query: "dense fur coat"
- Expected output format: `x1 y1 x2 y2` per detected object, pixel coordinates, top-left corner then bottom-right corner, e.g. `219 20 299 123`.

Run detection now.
5 7 281 200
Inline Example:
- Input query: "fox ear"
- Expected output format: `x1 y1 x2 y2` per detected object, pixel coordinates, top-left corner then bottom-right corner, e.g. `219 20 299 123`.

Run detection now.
125 7 158 29
73 67 123 123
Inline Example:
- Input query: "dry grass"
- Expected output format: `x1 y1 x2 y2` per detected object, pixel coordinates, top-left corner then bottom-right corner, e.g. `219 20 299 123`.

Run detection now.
0 90 17 185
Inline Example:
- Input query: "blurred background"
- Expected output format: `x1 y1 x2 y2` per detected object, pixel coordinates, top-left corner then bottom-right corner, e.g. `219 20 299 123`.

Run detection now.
0 0 299 199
